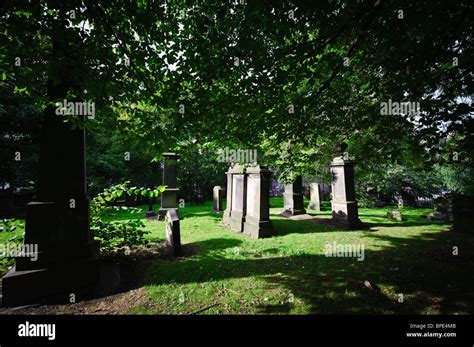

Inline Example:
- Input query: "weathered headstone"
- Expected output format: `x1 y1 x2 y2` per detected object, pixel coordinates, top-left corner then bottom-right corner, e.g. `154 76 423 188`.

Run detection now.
434 196 449 214
212 186 224 212
243 166 273 238
330 156 362 229
145 196 157 218
229 164 247 232
397 185 417 208
308 182 322 212
452 194 474 233
426 195 451 221
165 209 181 257
387 210 403 221
434 195 453 221
282 176 306 216
158 152 180 220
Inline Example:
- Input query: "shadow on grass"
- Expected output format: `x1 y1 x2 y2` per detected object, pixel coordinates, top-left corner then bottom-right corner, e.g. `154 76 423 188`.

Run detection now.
271 217 336 236
267 210 447 236
144 231 474 314
183 237 243 256
360 213 449 230
93 200 470 314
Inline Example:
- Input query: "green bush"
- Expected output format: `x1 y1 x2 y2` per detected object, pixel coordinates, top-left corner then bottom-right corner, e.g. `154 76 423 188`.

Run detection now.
90 182 165 253
0 218 25 275
357 190 379 208
92 218 147 252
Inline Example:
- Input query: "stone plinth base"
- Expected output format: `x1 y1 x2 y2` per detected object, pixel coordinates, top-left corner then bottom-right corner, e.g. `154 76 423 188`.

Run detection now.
2 242 100 307
331 200 362 229
243 215 273 238
282 193 306 216
307 203 321 212
229 211 245 233
222 210 231 225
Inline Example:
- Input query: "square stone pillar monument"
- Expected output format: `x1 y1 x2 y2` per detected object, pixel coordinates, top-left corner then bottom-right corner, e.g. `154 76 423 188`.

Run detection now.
282 176 306 216
158 152 180 220
330 156 362 229
243 166 273 238
2 111 100 306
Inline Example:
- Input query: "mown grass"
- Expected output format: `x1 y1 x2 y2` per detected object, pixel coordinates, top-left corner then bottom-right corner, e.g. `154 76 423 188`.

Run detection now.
102 197 474 315
2 198 473 314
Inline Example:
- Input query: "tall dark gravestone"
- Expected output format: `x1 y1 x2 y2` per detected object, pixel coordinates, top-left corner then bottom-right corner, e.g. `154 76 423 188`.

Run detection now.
282 176 306 216
330 156 362 229
243 166 273 238
1 112 100 306
229 165 247 233
158 152 180 220
1 17 100 307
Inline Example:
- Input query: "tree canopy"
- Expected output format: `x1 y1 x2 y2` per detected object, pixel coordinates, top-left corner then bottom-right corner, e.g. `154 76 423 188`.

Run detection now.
1 0 472 195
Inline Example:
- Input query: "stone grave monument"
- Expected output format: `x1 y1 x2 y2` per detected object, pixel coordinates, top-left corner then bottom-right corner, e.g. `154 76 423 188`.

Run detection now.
330 149 362 229
226 164 247 233
165 209 181 257
243 165 273 238
212 186 224 212
1 110 99 307
282 176 306 217
158 152 180 220
1 21 101 306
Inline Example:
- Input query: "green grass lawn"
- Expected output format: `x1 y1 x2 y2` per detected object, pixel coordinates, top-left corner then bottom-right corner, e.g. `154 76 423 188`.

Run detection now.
100 197 474 315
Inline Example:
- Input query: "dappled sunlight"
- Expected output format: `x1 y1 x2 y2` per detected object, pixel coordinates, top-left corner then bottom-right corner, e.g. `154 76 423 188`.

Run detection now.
7 197 465 315
128 198 474 314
